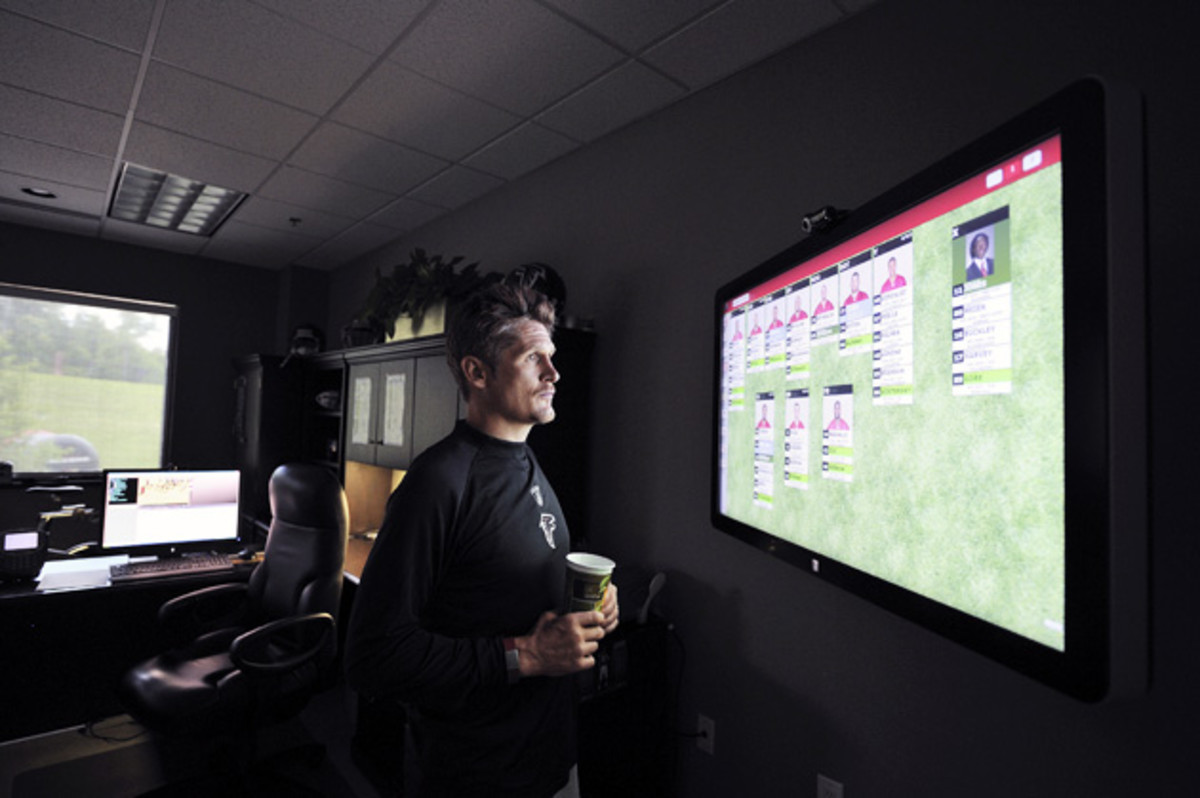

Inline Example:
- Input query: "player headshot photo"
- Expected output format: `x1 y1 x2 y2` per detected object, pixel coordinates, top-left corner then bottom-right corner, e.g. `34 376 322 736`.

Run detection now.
813 284 834 316
789 295 808 324
843 272 869 306
788 401 805 430
880 256 907 293
966 231 995 281
825 399 850 431
756 402 772 429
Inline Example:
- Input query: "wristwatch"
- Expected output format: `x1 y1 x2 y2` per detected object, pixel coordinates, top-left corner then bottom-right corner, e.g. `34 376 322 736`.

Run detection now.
503 637 520 684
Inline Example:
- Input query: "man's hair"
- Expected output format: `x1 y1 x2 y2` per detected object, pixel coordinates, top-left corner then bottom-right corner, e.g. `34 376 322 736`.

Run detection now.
445 281 557 399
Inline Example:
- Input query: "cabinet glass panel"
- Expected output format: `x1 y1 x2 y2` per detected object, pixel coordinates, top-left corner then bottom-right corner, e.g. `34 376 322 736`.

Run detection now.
382 372 407 447
350 374 373 446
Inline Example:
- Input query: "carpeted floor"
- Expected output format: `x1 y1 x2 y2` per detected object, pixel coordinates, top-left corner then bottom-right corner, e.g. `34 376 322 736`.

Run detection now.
0 684 383 798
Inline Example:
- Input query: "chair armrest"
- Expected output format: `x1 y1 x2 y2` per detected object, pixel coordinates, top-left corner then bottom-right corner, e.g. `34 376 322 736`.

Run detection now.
230 612 335 675
159 582 250 634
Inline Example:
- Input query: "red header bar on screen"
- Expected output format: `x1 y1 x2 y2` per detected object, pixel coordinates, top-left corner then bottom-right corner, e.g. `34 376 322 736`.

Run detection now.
726 135 1061 311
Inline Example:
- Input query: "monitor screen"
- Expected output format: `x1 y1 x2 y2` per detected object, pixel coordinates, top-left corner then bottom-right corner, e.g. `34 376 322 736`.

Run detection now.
712 79 1140 700
101 469 241 554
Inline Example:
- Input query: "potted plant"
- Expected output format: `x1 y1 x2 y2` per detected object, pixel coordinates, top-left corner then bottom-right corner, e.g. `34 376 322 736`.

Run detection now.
343 249 494 346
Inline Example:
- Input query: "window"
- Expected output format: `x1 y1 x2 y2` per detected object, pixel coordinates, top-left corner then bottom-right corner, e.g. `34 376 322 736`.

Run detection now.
0 283 177 475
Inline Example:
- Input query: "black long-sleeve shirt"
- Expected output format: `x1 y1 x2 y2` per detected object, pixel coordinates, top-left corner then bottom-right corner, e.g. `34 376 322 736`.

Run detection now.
344 420 574 797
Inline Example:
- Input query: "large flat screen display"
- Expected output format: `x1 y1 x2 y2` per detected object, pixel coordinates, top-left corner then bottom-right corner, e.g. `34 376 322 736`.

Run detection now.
712 79 1142 700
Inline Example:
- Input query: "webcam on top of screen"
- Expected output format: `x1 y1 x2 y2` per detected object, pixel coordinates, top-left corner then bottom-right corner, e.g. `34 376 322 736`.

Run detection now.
800 205 850 235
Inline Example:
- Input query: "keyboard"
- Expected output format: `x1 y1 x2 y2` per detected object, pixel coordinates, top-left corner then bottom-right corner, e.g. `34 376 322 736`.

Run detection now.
109 554 235 582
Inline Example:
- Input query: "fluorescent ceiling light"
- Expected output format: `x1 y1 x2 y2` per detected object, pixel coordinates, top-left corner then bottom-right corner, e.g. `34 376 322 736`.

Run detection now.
108 163 246 236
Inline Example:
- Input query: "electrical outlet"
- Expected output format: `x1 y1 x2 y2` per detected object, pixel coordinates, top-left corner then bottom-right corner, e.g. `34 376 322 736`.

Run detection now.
696 713 715 755
817 773 844 798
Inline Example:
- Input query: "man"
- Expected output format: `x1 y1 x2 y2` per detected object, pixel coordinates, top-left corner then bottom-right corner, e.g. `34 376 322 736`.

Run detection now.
826 399 850 431
881 256 907 293
344 281 619 798
788 296 808 324
966 232 994 280
813 284 834 316
842 272 868 306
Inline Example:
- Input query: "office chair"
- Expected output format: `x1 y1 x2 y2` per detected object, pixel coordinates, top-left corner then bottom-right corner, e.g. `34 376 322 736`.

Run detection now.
117 462 348 796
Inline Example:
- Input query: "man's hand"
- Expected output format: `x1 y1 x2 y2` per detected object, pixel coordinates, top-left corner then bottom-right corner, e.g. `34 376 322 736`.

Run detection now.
515 609 606 678
513 585 620 678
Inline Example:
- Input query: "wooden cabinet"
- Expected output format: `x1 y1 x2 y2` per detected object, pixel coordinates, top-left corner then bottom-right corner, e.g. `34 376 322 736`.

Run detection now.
300 352 346 473
342 339 460 471
232 354 302 531
412 353 461 456
346 357 415 469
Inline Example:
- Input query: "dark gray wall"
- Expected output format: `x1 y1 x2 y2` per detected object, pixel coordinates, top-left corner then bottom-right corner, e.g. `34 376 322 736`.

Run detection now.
329 0 1198 794
0 222 285 469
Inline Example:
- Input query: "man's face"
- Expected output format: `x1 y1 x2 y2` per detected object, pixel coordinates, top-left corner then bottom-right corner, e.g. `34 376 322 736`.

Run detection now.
474 319 558 439
973 236 989 258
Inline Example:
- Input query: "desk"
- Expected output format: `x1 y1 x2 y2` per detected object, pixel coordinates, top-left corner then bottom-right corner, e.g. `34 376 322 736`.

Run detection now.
345 535 374 582
0 560 253 742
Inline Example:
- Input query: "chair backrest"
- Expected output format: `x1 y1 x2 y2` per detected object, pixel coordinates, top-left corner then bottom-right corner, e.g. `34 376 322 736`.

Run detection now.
248 463 348 624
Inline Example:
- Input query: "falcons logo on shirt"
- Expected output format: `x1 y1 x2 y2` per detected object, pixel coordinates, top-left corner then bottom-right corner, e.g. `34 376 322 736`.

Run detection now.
530 484 544 507
540 513 557 549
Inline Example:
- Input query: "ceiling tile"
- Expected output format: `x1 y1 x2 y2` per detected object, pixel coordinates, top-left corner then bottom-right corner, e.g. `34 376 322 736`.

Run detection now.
390 0 626 116
153 0 375 115
233 195 355 240
0 170 106 216
463 122 579 180
202 218 323 268
537 61 686 143
258 166 395 219
252 0 432 56
0 11 140 114
289 123 448 194
294 222 404 270
540 0 724 52
101 217 211 255
0 0 865 271
136 63 318 160
407 165 505 210
643 0 844 90
333 61 520 161
123 123 279 194
366 197 445 232
0 85 125 157
0 133 113 190
0 0 157 51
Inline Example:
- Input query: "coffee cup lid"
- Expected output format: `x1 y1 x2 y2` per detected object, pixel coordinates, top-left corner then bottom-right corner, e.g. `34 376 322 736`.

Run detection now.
566 552 615 575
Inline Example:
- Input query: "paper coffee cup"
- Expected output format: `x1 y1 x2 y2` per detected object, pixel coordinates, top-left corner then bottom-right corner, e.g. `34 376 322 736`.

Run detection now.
563 552 615 613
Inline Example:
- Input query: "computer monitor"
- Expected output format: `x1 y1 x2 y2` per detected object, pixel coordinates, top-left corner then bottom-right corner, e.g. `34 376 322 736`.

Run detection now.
100 469 242 556
711 79 1146 701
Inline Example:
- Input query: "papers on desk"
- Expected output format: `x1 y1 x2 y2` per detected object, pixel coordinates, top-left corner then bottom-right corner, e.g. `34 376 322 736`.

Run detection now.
36 555 129 592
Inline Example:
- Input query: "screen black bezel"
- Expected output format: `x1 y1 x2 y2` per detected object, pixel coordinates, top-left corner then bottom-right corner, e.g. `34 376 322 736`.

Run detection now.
710 79 1110 701
99 468 244 557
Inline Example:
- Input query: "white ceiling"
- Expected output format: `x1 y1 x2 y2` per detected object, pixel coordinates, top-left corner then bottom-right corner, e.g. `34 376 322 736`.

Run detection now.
0 0 874 270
